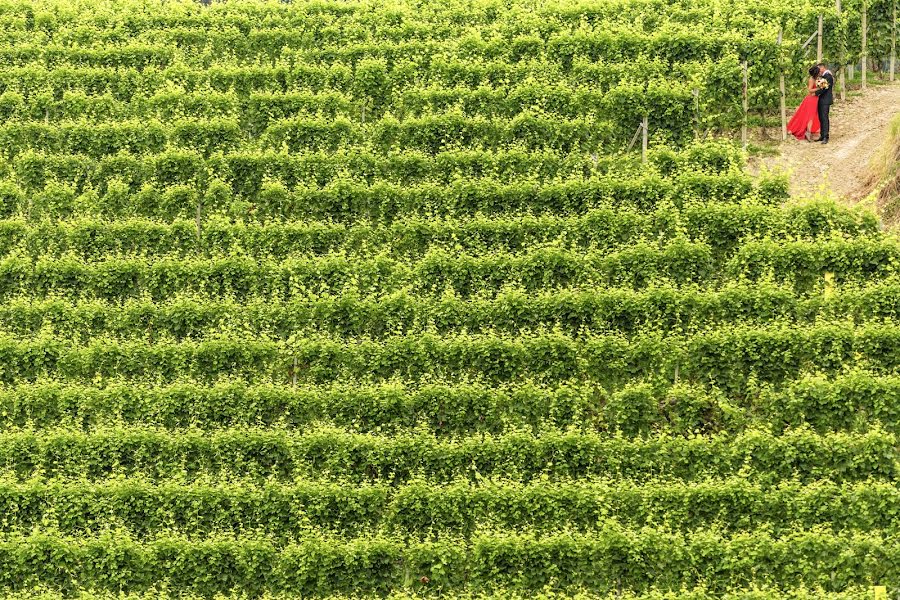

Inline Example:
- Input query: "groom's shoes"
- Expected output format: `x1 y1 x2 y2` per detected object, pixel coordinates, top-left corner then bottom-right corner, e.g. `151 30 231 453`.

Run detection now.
821 138 829 144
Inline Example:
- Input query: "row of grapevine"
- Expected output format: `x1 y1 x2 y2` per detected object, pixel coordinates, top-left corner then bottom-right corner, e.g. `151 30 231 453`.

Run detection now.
0 369 899 434
0 202 872 259
0 322 895 385
0 425 892 482
0 236 888 299
6 143 738 188
3 280 900 339
0 527 895 594
0 477 898 536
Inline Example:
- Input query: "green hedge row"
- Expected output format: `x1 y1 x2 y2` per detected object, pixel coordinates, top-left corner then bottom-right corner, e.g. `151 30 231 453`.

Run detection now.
0 119 236 158
0 42 175 69
9 141 743 191
0 322 899 387
9 146 602 190
0 82 693 137
0 526 894 594
0 247 711 299
0 478 897 538
3 278 900 341
0 202 869 260
263 113 612 154
1 173 783 221
0 370 898 437
0 24 764 69
281 324 900 388
0 113 637 159
0 426 892 483
0 246 721 299
0 58 724 103
0 29 746 68
0 586 877 600
0 238 889 300
724 237 900 289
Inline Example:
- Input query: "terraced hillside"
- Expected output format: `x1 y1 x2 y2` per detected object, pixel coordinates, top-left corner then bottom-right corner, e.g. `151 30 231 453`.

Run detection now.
0 0 898 598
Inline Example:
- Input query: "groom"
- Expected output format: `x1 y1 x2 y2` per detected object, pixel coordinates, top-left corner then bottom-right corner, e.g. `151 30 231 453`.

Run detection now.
815 63 834 144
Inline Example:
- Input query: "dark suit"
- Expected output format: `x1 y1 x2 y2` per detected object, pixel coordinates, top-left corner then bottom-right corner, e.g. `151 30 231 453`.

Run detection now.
815 70 834 140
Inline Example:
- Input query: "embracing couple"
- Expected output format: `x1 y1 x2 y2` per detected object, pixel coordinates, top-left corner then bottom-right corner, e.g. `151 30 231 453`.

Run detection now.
786 63 835 144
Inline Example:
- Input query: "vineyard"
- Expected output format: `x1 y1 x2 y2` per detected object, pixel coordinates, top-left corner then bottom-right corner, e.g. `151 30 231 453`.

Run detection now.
0 0 898 597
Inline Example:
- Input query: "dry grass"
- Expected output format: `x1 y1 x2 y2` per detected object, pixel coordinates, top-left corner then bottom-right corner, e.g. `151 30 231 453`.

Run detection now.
860 114 900 225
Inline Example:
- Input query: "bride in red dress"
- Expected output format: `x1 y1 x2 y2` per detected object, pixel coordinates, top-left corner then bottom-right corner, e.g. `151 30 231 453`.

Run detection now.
786 66 822 141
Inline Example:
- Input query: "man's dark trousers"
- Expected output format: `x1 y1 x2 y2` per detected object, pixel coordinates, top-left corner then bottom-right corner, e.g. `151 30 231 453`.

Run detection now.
817 100 830 140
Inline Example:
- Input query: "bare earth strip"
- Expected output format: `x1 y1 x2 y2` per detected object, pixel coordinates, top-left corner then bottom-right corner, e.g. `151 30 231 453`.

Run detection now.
752 82 900 201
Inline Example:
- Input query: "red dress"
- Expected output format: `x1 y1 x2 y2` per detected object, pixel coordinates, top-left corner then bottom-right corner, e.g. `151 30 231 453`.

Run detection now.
786 95 821 140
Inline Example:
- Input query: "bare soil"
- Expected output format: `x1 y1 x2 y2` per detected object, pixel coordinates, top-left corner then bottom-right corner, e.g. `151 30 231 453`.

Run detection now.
750 82 900 202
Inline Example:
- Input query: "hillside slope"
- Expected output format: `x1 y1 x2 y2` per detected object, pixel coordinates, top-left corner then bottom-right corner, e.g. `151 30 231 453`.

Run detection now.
0 0 898 597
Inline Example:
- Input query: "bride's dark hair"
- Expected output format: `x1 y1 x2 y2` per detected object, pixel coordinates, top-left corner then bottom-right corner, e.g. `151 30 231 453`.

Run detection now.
808 65 819 77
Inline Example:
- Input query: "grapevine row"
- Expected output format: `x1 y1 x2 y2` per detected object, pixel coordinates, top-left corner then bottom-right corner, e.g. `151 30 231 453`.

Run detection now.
0 426 891 483
0 370 898 435
0 477 895 538
0 237 889 300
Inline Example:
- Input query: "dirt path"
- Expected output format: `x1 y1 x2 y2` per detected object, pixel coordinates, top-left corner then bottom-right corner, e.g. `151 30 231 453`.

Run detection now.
752 82 900 201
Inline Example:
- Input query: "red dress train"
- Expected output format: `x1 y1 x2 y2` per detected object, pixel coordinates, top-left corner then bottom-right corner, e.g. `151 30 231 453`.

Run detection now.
786 95 821 140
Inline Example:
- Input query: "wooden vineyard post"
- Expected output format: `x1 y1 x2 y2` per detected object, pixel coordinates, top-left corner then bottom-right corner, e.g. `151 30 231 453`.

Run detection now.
778 29 787 140
817 14 824 63
195 200 203 244
692 87 700 137
641 115 648 163
626 119 646 160
848 0 855 88
892 0 897 81
862 0 868 90
742 61 749 149
836 0 846 100
779 74 787 141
